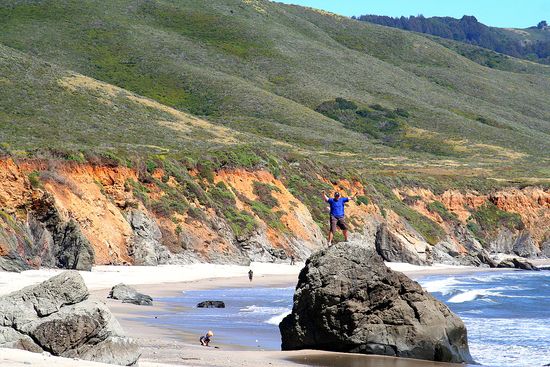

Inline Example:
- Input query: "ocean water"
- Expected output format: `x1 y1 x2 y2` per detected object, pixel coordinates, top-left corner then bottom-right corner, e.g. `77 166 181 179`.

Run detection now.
154 286 294 350
156 271 550 366
418 271 550 367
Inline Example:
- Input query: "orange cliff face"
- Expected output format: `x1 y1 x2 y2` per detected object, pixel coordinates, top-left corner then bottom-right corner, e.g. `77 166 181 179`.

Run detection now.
398 187 550 251
0 159 138 266
0 159 328 268
1 158 549 271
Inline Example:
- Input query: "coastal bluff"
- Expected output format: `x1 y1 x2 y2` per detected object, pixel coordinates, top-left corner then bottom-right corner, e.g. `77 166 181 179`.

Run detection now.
280 241 475 363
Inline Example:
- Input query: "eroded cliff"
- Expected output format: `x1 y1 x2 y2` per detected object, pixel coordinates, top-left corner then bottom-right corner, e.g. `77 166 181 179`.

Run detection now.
0 158 548 271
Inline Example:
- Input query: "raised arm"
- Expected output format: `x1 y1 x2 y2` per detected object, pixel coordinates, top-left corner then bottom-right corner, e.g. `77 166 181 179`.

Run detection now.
322 191 329 202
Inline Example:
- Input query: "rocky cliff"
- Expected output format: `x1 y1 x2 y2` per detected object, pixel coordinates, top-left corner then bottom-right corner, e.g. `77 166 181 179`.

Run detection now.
0 158 548 270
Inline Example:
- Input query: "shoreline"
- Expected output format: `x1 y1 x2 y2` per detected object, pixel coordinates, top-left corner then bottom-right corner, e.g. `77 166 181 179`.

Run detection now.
89 264 508 366
3 261 549 366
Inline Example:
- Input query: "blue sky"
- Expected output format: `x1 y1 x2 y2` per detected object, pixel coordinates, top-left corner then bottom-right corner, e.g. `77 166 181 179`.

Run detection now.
277 0 550 28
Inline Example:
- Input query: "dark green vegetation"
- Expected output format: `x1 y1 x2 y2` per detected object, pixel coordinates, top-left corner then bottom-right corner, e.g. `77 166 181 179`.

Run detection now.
358 15 550 64
427 201 459 223
0 0 549 243
467 202 525 245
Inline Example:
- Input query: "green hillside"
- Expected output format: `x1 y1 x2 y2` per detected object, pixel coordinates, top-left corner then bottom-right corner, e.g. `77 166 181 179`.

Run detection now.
0 0 549 184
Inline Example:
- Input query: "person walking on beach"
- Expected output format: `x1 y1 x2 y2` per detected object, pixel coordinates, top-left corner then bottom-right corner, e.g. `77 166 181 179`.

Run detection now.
200 330 214 346
248 269 253 282
322 191 353 245
290 255 295 265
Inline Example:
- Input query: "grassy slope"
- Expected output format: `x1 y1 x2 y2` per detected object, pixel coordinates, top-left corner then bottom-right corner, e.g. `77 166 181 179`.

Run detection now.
0 0 549 183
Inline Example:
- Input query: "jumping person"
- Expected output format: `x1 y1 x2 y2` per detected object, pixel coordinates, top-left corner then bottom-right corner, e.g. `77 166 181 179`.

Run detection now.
322 191 353 245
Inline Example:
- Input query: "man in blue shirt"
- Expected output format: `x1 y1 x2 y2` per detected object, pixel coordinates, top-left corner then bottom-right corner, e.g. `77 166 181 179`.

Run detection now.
322 191 354 245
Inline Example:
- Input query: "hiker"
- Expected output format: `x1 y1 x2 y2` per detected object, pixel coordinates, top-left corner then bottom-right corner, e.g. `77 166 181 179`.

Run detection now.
290 255 295 265
322 191 353 245
200 330 214 346
248 269 253 282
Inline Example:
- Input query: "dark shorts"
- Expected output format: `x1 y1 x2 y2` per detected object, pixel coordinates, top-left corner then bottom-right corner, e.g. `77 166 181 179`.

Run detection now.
330 216 347 232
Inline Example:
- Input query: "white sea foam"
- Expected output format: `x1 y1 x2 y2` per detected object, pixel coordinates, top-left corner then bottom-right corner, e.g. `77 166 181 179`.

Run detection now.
447 289 502 303
464 317 550 367
265 309 292 325
239 305 290 315
420 277 463 295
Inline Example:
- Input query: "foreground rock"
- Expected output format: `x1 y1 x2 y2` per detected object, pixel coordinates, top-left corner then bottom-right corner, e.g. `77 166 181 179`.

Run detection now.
108 283 153 306
280 241 475 363
0 271 140 365
197 300 225 308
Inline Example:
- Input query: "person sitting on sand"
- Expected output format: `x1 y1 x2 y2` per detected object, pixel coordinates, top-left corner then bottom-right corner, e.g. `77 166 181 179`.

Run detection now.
200 330 214 346
322 191 353 245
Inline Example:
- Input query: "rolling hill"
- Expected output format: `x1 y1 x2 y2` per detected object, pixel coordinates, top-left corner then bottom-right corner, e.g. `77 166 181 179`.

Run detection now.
358 15 550 64
0 0 549 183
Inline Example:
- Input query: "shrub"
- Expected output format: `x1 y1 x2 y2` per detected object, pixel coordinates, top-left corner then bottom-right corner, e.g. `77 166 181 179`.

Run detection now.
151 195 187 216
335 97 357 110
209 181 236 207
224 207 257 238
427 200 458 222
252 181 279 208
146 160 158 174
356 195 369 206
28 171 41 189
125 179 150 207
471 202 524 233
196 162 215 183
394 108 410 117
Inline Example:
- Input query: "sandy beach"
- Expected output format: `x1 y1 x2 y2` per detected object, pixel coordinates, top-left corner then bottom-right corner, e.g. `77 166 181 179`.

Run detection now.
0 261 529 367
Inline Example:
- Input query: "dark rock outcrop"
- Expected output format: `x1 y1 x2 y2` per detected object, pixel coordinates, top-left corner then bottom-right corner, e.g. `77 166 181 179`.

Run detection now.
127 210 171 266
108 283 153 306
0 271 140 365
0 211 33 272
512 233 540 258
489 228 515 254
197 300 225 308
30 194 95 270
280 241 474 364
375 224 428 265
497 258 539 271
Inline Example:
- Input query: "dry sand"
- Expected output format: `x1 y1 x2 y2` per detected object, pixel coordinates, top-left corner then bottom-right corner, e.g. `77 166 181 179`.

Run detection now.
0 261 515 366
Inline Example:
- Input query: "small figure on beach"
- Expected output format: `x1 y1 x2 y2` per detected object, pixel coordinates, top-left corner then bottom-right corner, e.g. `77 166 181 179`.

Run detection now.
322 191 353 245
290 255 295 265
248 269 253 282
199 330 214 346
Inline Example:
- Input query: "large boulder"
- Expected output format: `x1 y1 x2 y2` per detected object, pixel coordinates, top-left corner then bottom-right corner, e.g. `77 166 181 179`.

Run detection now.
280 241 474 364
108 283 153 306
0 271 140 365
